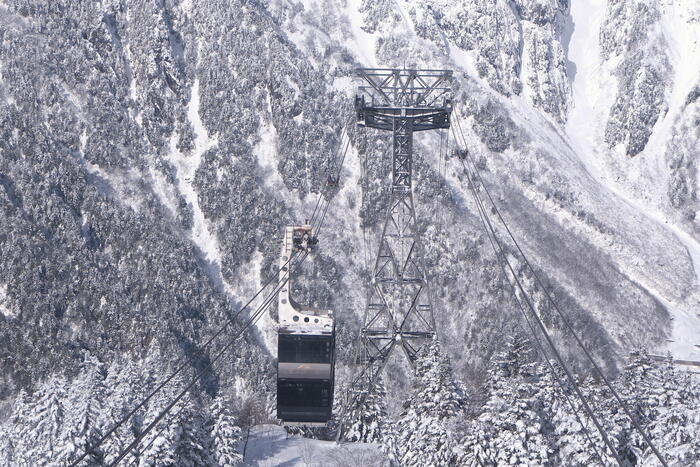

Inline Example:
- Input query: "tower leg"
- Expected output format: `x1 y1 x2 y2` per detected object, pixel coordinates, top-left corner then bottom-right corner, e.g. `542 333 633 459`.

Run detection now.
359 117 435 368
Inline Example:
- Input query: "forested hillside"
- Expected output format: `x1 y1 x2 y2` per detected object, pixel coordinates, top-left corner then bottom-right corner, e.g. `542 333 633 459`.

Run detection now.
1 0 699 464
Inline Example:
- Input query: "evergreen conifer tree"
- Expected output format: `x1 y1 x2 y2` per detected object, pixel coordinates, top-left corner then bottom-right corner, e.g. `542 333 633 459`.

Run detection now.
457 334 555 465
23 375 69 463
618 351 700 465
138 405 178 467
387 339 465 466
137 363 181 467
1 389 30 465
174 397 209 466
344 376 388 443
101 358 144 464
60 352 107 464
210 395 244 466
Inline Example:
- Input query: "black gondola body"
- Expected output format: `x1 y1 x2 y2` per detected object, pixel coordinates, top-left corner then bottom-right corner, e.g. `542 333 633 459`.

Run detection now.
277 225 336 425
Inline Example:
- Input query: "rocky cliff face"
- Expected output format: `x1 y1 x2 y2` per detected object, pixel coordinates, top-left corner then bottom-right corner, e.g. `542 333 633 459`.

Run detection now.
0 0 699 455
600 0 670 156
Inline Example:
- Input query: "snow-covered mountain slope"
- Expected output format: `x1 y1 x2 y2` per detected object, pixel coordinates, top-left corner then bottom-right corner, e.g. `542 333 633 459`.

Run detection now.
287 0 700 361
0 0 699 463
564 0 700 361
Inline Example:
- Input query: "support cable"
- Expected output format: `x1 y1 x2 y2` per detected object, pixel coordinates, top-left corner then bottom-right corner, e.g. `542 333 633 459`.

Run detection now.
70 253 297 466
455 135 608 465
453 114 667 467
127 258 299 464
109 251 310 466
452 126 622 466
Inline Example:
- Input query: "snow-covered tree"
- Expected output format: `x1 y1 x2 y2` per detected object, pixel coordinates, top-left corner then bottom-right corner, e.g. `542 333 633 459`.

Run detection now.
0 389 30 465
551 370 621 466
174 397 209 466
457 334 555 465
101 358 145 464
138 403 178 467
209 395 244 466
386 339 465 466
344 376 388 443
138 420 178 467
59 352 107 464
22 375 69 463
554 350 700 465
617 351 700 465
137 366 182 467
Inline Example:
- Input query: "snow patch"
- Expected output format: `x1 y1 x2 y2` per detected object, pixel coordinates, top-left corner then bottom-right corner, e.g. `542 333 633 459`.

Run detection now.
253 120 291 198
166 79 234 296
241 249 277 354
332 75 354 93
242 425 384 466
188 79 216 157
148 166 178 218
447 39 482 85
344 0 377 67
75 130 143 212
0 283 14 319
565 0 618 178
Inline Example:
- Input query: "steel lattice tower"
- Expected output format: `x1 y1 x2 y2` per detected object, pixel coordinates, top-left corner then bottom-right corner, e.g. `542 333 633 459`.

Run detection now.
355 68 452 374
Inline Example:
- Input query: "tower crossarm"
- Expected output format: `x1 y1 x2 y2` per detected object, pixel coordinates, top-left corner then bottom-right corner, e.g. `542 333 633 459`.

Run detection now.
355 68 452 109
355 68 452 132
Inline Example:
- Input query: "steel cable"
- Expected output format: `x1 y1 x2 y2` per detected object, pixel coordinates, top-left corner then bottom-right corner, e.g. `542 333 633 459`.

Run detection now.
109 251 310 466
70 253 298 466
453 129 609 465
126 254 310 464
453 114 667 467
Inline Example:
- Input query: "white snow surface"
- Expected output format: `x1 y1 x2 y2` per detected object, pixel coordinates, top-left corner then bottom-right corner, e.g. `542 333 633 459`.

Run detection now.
0 284 12 319
254 120 290 198
343 0 377 68
565 0 700 361
166 78 234 296
242 425 384 466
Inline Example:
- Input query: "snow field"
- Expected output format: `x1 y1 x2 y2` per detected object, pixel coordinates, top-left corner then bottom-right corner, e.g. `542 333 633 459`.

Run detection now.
242 425 384 466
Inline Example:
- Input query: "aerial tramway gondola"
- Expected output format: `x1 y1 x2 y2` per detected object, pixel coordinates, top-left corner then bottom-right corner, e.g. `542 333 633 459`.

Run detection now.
276 225 336 425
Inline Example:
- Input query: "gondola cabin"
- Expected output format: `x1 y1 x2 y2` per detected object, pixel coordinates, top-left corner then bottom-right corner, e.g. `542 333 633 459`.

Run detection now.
277 225 336 425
